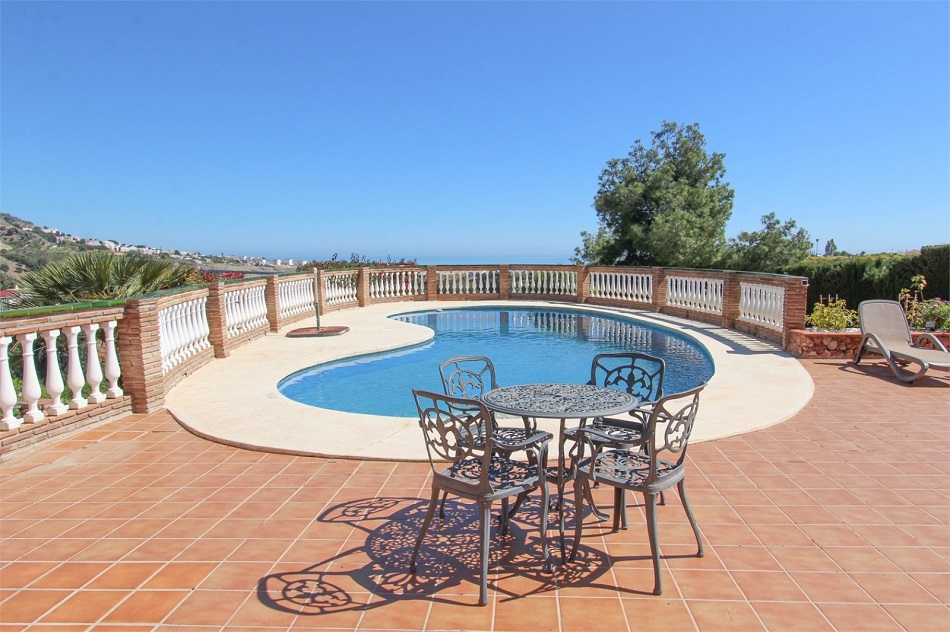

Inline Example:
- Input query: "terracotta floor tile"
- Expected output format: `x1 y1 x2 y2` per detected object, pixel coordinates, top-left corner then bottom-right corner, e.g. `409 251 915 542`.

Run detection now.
196 561 273 590
0 589 71 623
671 569 744 601
823 546 902 573
0 561 58 588
143 561 219 589
882 603 950 631
356 594 432 630
686 600 765 631
163 589 250 626
426 595 495 630
85 562 163 589
750 601 834 631
494 595 560 631
101 590 191 623
731 570 809 602
27 562 110 589
39 589 129 624
790 571 875 603
849 571 941 605
712 545 782 572
817 603 903 630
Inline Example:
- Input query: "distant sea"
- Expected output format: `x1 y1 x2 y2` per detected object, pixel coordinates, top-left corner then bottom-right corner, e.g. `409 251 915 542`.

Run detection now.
274 253 574 266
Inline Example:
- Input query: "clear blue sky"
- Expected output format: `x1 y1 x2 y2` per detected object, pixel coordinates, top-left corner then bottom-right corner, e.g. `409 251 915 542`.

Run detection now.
2 1 948 264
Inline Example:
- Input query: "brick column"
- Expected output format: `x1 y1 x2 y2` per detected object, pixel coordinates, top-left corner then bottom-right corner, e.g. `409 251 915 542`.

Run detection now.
652 267 667 313
721 271 740 329
426 265 438 301
206 282 229 359
265 275 280 333
357 267 370 307
499 265 510 299
783 276 810 346
576 265 589 303
117 298 165 413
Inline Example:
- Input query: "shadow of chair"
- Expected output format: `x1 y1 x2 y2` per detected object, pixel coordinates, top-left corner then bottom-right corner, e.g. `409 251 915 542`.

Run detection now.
410 388 552 605
569 383 706 595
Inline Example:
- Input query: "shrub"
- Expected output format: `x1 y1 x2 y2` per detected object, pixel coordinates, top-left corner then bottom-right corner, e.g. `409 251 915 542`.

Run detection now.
805 299 857 331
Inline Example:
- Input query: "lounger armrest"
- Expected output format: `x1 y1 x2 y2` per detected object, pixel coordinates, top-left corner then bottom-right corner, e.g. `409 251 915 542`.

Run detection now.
914 333 949 352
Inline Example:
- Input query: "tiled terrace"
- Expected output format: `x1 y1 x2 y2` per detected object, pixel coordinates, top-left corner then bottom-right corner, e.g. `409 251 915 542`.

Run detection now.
1 358 947 631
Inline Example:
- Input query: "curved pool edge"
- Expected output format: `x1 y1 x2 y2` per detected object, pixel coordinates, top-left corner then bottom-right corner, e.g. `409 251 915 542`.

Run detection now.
165 300 814 461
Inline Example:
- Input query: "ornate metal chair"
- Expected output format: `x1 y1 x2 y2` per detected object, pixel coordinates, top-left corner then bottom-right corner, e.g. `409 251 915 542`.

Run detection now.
409 389 552 606
564 352 666 523
569 384 706 596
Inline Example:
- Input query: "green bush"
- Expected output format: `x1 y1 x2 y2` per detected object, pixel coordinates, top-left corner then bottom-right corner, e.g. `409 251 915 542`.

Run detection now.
913 299 950 330
805 299 858 331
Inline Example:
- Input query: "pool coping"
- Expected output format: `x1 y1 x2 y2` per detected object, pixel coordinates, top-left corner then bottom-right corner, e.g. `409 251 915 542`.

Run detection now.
165 300 815 461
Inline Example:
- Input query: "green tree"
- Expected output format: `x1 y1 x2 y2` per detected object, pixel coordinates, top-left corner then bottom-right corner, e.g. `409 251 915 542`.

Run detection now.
725 213 813 272
575 121 734 267
15 251 198 308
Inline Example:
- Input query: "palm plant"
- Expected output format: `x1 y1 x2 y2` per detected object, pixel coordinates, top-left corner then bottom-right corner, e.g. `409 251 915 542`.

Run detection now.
15 251 198 308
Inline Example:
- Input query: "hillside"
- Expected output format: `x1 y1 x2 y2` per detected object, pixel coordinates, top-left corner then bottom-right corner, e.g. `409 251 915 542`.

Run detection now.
0 213 285 289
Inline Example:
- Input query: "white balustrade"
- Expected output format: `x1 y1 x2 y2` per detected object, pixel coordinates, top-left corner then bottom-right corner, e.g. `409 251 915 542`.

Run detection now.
279 277 315 319
589 270 652 303
437 270 499 295
225 285 268 339
41 329 68 415
17 332 43 423
0 337 22 430
324 272 359 306
82 323 105 404
370 269 427 300
159 297 210 373
66 326 88 409
0 317 124 430
509 269 577 296
666 276 724 314
739 282 786 331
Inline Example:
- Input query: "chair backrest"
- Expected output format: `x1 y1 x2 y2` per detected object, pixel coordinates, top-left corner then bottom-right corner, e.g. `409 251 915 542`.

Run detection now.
642 383 705 484
439 355 499 399
858 300 912 345
412 389 493 494
589 352 665 404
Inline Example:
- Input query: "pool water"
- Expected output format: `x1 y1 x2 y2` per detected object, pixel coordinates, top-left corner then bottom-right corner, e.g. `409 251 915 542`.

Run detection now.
278 307 714 417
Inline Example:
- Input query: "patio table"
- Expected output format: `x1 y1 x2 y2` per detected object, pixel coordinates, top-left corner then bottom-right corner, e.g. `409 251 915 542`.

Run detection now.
479 383 639 562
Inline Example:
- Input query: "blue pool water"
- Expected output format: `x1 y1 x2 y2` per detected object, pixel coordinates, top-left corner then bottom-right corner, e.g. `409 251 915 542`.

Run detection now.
278 307 714 417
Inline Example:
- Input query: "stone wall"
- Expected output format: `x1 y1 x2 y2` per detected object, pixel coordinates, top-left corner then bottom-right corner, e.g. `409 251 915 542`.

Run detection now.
787 329 950 358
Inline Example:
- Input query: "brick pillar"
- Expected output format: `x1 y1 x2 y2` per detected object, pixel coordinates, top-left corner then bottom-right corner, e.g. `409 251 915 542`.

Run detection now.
117 298 165 413
499 265 510 299
576 265 589 303
721 271 740 329
357 267 370 307
265 275 280 333
206 282 229 359
426 265 438 301
652 267 667 313
783 276 810 346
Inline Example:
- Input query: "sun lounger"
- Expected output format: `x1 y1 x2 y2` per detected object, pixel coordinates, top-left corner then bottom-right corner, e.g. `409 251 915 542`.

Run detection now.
853 299 950 383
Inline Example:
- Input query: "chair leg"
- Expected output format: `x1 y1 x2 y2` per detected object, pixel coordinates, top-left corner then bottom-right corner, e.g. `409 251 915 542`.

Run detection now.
678 479 704 558
500 498 510 536
539 477 551 571
619 488 628 530
438 491 448 519
569 477 585 562
583 477 609 521
612 487 624 532
411 487 441 573
644 492 662 595
478 501 492 606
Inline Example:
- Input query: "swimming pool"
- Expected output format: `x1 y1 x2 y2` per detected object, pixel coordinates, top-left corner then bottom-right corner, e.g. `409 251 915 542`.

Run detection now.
278 307 715 417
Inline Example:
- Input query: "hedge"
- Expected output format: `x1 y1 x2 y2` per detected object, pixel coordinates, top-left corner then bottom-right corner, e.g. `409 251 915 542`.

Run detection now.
784 244 949 310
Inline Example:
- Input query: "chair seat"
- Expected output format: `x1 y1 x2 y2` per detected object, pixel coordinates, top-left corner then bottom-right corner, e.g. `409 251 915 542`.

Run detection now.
578 449 682 491
442 455 543 491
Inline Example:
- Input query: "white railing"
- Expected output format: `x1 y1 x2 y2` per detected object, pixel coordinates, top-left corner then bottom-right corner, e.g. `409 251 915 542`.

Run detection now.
324 271 359 306
437 269 499 295
666 276 724 314
278 277 315 320
369 269 427 300
509 269 577 296
159 297 211 374
224 285 268 339
0 319 123 431
589 270 652 303
739 282 785 331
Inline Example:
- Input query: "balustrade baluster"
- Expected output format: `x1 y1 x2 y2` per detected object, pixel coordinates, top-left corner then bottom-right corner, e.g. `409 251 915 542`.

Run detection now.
83 323 105 404
0 336 22 430
66 326 88 409
101 320 123 398
17 332 43 423
41 329 68 414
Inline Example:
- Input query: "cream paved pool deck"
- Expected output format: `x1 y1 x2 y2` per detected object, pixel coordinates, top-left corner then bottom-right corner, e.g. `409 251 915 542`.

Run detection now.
166 300 814 461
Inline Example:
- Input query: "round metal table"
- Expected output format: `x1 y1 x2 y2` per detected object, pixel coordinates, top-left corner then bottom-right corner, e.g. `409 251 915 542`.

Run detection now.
480 383 639 561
